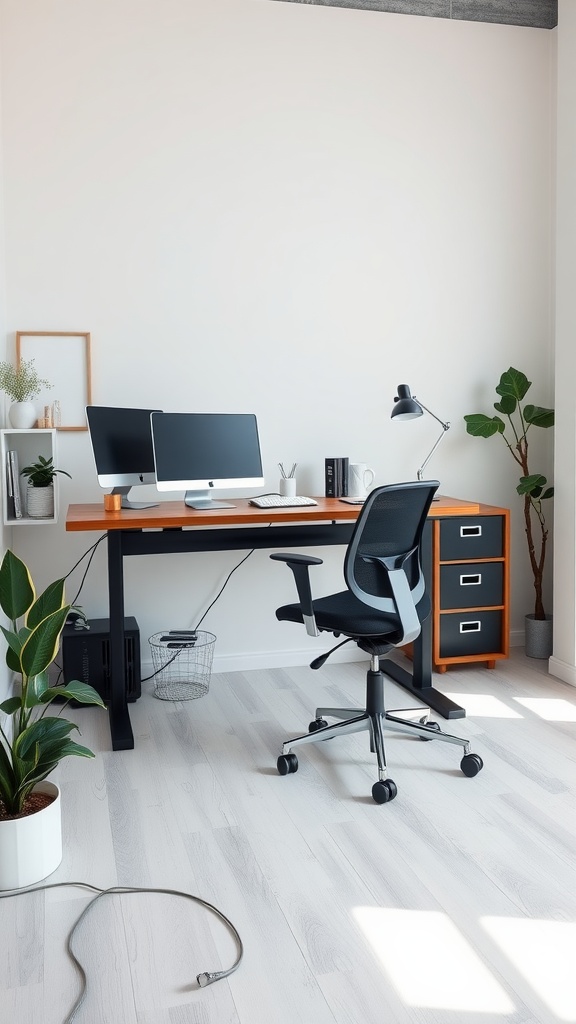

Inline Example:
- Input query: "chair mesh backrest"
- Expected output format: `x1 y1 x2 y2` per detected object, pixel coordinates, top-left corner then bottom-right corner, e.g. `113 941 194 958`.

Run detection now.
343 481 439 611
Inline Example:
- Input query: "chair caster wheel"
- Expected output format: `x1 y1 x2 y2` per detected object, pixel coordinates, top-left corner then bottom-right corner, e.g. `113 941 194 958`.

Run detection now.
461 753 483 777
372 779 398 804
309 718 328 732
277 753 298 775
419 718 442 741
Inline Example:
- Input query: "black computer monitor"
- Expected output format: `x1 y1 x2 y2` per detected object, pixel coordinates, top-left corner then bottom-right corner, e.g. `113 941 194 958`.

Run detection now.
86 405 162 509
151 412 264 509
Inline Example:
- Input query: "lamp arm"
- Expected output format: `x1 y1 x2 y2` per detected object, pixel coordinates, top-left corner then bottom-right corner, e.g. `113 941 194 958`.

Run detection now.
414 398 450 432
414 400 451 481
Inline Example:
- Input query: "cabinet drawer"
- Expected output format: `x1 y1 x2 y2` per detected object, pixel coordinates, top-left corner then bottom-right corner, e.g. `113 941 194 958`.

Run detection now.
439 562 503 610
439 610 502 658
440 516 503 560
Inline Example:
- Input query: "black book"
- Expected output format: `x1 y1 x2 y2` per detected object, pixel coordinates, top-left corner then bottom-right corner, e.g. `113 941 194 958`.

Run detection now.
338 458 349 498
7 450 22 519
326 458 349 497
6 451 15 519
325 458 337 497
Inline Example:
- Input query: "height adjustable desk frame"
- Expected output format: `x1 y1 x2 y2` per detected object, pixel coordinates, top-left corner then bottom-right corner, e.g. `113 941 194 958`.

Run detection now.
66 497 476 751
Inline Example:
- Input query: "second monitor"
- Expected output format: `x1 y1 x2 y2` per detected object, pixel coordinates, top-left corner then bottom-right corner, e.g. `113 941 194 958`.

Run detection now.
151 412 264 509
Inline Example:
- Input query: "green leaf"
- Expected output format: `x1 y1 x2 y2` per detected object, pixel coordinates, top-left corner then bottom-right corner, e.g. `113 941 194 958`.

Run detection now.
0 743 18 812
4 646 21 673
464 414 505 438
0 696 22 715
494 395 516 415
517 474 547 496
20 606 69 679
495 367 531 403
523 404 555 429
41 679 106 708
0 625 25 673
10 734 95 809
12 719 95 798
15 716 80 760
541 487 554 500
1 624 22 656
0 549 35 621
24 670 51 707
27 579 66 629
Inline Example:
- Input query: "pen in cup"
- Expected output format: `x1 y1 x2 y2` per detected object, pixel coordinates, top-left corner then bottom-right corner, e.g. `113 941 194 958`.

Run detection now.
279 462 298 496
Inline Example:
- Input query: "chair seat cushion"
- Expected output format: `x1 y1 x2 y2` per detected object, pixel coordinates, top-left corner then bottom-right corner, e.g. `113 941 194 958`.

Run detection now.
276 589 430 641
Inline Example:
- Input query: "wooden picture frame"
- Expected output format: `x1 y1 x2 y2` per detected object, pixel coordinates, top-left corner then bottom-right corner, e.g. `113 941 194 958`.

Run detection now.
16 331 92 431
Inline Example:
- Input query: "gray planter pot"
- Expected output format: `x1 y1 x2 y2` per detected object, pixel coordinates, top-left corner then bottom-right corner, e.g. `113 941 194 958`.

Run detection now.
525 614 553 659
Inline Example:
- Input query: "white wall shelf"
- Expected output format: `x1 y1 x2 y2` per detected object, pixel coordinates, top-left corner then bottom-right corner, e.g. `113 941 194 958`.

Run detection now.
1 429 59 525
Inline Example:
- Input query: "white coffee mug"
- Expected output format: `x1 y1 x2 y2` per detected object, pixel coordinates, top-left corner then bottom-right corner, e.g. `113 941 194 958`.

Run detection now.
348 463 375 497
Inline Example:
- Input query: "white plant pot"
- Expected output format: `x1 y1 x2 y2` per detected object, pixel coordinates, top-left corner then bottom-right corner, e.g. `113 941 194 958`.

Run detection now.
0 781 62 890
8 401 37 429
26 483 54 518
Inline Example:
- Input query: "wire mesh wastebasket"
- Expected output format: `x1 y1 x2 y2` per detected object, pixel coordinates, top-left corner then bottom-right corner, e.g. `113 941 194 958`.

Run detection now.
149 631 216 701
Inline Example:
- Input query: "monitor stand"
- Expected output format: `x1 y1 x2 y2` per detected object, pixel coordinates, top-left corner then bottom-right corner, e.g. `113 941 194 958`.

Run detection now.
184 489 236 510
112 486 159 510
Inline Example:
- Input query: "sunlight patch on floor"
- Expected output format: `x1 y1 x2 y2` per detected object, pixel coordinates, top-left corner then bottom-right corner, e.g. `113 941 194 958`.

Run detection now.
513 697 576 722
353 907 514 1013
482 917 576 1022
443 693 523 718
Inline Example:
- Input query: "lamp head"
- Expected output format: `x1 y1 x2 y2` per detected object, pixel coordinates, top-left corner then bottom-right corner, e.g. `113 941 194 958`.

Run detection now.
391 384 423 421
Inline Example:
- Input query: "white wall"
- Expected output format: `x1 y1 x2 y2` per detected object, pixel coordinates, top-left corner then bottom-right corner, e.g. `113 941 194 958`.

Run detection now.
0 0 554 671
550 0 576 686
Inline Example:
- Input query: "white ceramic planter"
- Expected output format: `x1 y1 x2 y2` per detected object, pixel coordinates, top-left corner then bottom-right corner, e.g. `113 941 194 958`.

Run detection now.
26 483 54 518
0 781 62 890
9 401 37 429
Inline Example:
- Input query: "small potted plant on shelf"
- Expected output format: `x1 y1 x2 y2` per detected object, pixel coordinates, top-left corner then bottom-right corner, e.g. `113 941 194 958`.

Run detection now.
0 358 52 429
464 367 554 658
20 455 71 519
0 549 106 889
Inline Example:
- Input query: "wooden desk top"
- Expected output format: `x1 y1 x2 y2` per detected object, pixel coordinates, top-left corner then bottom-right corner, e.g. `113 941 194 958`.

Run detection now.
66 494 481 532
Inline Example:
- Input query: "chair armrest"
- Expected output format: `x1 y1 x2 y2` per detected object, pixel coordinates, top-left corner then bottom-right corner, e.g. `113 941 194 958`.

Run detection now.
270 553 323 636
359 548 422 646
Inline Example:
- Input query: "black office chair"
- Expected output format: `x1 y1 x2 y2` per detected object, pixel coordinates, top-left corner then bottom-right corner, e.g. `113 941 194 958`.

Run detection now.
270 481 483 803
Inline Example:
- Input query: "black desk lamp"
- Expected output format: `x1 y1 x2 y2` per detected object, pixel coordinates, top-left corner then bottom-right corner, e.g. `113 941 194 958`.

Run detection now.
391 384 451 480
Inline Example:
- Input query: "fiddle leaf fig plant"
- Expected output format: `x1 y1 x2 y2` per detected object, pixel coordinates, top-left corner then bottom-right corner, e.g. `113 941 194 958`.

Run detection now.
0 549 105 819
464 367 554 621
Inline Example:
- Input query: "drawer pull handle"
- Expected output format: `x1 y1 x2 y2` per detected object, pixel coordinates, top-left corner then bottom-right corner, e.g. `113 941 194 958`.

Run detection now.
460 573 481 586
460 525 482 538
460 620 481 633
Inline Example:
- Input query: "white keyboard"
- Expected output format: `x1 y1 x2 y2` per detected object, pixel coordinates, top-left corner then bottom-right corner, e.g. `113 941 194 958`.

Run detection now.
249 495 318 509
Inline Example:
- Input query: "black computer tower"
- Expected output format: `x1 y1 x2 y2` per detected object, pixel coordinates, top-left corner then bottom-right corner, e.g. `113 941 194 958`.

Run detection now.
61 617 141 702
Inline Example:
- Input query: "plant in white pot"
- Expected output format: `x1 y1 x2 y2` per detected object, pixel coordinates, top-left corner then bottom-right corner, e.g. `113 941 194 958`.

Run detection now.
21 455 71 519
0 549 105 889
464 367 554 658
0 358 52 428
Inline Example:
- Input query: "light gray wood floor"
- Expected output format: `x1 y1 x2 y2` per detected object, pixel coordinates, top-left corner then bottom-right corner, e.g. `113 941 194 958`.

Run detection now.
2 649 575 1024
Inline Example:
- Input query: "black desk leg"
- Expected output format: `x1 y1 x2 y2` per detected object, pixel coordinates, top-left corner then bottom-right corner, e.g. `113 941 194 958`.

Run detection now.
381 521 466 720
107 531 134 749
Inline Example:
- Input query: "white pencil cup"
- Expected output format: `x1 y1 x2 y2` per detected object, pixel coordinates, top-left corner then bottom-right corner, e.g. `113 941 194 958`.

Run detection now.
279 477 297 497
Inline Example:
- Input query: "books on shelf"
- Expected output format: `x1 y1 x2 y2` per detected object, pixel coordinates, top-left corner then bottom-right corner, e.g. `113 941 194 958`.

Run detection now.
6 449 22 519
324 457 349 497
